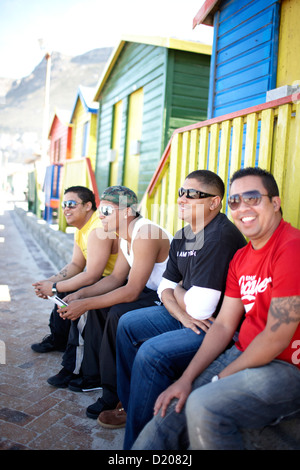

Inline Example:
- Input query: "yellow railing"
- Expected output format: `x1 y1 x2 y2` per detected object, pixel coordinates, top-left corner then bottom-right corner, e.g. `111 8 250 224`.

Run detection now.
141 93 300 234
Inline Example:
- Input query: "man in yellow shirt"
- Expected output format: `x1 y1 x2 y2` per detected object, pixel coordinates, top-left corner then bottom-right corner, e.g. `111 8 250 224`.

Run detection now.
31 186 118 363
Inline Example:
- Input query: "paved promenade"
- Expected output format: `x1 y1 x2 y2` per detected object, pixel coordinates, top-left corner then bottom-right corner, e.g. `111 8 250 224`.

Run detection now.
0 193 124 450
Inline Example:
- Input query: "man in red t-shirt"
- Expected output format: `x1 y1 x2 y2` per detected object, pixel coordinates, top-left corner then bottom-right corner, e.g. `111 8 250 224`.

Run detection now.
132 167 300 450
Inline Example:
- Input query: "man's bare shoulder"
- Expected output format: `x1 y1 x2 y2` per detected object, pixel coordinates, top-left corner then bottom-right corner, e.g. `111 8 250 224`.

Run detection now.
135 222 170 241
93 226 118 241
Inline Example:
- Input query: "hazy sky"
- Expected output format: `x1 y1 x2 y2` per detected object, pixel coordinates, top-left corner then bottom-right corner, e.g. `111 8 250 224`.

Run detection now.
0 0 213 79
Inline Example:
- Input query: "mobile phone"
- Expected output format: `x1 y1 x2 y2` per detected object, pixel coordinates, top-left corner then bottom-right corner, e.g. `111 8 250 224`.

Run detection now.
47 295 68 308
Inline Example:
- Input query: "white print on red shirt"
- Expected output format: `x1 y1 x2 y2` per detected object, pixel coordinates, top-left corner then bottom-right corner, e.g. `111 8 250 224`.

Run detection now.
291 340 300 365
239 275 272 313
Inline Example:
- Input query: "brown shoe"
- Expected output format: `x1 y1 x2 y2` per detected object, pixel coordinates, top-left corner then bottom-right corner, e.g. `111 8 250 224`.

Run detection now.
97 401 127 429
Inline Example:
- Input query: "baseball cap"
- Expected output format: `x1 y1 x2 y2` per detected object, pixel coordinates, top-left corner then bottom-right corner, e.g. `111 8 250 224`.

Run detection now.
100 185 138 208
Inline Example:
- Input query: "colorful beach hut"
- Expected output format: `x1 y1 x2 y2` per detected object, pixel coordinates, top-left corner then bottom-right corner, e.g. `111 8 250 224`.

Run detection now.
56 86 100 230
43 109 72 223
93 35 212 199
141 0 300 234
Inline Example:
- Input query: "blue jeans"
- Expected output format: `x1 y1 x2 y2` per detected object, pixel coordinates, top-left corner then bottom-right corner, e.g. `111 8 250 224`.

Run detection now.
132 345 300 450
116 305 206 450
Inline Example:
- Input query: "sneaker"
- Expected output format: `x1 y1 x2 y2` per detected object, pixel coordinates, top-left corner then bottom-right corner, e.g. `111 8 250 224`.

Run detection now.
31 334 66 353
86 398 113 419
47 368 76 388
97 402 127 429
68 376 102 393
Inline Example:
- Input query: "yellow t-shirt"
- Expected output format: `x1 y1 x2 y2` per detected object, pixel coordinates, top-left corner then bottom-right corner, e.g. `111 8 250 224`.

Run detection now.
74 211 117 277
102 252 118 277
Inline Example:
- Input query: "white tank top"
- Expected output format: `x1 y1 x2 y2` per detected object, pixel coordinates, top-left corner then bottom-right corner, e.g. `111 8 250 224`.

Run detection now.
120 217 173 291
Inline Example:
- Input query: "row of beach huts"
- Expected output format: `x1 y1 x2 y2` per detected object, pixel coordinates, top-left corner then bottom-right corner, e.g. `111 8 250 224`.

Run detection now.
29 0 300 233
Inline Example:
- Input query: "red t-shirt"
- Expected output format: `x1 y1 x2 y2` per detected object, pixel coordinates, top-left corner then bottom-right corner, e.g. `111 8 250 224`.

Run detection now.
225 219 300 369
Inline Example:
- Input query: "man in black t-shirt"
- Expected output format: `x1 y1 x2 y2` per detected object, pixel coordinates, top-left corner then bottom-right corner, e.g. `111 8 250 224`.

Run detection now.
97 170 246 449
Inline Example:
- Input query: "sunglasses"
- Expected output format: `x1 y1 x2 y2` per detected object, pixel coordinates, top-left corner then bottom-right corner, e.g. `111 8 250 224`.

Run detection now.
61 200 84 209
178 187 216 199
228 190 270 210
99 205 119 216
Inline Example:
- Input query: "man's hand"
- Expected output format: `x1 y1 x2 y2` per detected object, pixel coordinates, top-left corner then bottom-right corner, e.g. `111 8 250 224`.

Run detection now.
154 377 192 418
162 286 215 334
57 299 87 321
32 280 52 299
63 290 83 304
179 313 215 335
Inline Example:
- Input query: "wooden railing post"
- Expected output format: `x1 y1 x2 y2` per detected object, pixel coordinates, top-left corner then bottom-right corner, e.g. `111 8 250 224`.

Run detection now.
208 123 220 173
198 127 209 169
167 133 183 234
218 120 231 211
230 117 243 176
258 108 274 170
273 103 291 204
280 101 300 227
189 129 199 173
244 113 258 168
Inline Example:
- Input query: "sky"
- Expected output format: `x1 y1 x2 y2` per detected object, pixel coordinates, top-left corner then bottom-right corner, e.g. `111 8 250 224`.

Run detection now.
0 0 213 79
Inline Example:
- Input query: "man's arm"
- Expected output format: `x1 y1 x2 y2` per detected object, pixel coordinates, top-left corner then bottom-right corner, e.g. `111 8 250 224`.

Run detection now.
48 246 85 281
154 296 245 417
32 242 86 298
161 284 218 335
161 288 204 335
155 295 300 417
59 236 163 321
55 230 117 293
64 249 131 301
219 295 300 378
33 229 118 298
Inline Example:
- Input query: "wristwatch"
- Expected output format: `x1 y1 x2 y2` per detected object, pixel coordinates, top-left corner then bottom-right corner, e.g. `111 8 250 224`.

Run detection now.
211 375 219 382
52 283 57 295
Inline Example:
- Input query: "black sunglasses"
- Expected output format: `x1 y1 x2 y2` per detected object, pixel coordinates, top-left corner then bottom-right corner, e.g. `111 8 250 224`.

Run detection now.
61 200 84 209
228 190 270 210
178 187 216 199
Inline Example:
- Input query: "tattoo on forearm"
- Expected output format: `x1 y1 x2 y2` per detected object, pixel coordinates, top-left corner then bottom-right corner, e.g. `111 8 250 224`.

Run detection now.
270 296 300 332
57 268 68 278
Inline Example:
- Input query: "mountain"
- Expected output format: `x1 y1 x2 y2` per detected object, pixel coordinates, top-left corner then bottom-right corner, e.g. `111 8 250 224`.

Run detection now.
0 47 113 164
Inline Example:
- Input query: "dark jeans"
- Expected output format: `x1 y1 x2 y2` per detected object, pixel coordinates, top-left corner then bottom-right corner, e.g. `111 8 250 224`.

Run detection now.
116 305 206 449
49 291 71 348
81 287 161 407
61 313 88 374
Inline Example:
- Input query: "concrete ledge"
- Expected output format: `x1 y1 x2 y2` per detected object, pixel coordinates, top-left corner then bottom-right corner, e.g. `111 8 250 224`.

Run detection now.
243 412 300 450
266 84 300 102
14 207 74 270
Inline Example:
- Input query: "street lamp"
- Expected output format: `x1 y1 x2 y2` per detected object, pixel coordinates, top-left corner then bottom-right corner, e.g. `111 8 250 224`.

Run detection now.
34 38 52 218
38 38 52 168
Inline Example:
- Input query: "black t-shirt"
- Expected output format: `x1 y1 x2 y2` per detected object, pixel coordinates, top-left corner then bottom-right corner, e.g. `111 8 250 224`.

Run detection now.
163 213 246 314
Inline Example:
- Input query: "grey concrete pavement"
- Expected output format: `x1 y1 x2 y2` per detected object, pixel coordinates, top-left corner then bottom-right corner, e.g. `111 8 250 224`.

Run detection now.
0 193 124 450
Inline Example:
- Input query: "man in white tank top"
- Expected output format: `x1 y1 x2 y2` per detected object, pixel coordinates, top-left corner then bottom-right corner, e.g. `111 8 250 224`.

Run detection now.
110 170 246 449
47 185 172 420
